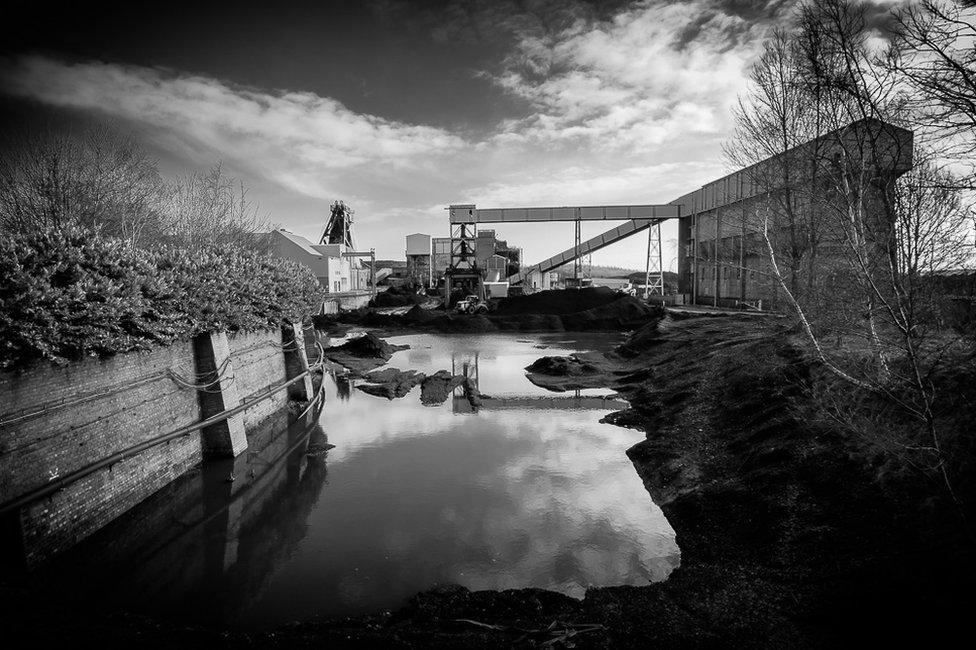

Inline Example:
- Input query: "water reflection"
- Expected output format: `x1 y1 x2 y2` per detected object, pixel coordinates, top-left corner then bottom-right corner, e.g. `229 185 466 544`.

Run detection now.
237 334 678 628
334 371 352 401
30 409 331 630
30 333 678 632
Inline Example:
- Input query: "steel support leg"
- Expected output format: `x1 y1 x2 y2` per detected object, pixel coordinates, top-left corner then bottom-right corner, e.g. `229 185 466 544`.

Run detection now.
573 219 581 282
644 222 664 299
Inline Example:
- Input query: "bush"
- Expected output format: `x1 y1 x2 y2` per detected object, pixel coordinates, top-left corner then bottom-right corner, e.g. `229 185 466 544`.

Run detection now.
0 225 325 370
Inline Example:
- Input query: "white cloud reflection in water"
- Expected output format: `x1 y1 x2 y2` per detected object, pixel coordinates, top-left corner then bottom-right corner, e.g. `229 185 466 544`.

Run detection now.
242 333 678 627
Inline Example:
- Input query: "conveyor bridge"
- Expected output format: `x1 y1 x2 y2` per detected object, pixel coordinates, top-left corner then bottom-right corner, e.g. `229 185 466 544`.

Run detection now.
447 118 913 298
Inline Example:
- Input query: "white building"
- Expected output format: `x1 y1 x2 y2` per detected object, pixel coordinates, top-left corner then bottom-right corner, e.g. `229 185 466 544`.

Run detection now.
526 269 558 292
267 229 364 293
405 233 432 286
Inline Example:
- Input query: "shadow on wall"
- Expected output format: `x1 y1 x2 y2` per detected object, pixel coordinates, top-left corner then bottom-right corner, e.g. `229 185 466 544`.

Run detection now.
13 412 331 626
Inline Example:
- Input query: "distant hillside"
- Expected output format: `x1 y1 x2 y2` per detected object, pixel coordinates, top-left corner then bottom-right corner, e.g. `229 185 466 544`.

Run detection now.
554 264 641 279
554 264 678 283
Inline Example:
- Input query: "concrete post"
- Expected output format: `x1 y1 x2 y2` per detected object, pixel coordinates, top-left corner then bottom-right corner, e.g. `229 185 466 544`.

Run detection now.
281 322 313 402
693 191 700 305
740 206 747 302
193 332 247 458
714 206 722 307
370 249 376 299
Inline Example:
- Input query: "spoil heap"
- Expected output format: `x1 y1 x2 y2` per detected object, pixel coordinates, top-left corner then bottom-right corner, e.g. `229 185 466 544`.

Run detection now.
369 285 428 308
490 287 661 332
319 288 661 333
357 368 426 399
493 286 625 315
323 332 408 375
420 371 467 405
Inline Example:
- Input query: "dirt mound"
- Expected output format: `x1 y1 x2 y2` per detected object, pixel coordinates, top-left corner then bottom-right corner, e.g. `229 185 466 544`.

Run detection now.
370 285 428 308
325 290 663 333
493 287 623 315
426 313 498 333
331 332 405 358
525 356 601 376
561 296 662 330
614 317 664 358
323 332 408 374
524 351 617 391
420 370 466 405
402 304 437 324
487 313 566 332
357 368 425 399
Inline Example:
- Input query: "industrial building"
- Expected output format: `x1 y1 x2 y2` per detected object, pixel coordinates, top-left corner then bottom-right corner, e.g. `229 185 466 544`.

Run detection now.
426 231 522 287
432 237 451 279
405 233 432 286
445 118 913 309
673 118 913 308
265 229 372 294
475 230 522 281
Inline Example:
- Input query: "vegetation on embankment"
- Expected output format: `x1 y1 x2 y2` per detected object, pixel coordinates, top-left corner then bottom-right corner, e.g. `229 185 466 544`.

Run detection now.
0 126 329 372
0 226 324 370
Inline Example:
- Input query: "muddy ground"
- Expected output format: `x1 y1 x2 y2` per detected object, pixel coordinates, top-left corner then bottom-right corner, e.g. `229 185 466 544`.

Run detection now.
318 287 662 334
4 309 976 648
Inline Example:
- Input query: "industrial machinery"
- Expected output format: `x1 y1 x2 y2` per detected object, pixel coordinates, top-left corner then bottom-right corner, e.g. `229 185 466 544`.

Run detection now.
320 200 355 247
446 203 676 300
454 294 489 315
318 200 377 298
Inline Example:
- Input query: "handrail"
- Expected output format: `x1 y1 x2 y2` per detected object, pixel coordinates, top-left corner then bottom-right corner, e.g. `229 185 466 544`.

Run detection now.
0 361 324 518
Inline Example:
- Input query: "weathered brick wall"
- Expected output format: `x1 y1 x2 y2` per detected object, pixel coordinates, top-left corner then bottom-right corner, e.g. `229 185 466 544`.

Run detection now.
0 327 301 567
0 342 200 505
227 330 289 429
0 342 202 565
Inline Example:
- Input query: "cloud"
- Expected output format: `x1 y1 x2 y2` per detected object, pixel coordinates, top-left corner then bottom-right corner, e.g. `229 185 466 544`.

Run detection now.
0 0 788 267
0 55 466 205
487 0 779 150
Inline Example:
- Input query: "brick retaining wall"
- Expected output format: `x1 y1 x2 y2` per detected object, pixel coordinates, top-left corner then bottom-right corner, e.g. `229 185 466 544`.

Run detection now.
0 325 310 567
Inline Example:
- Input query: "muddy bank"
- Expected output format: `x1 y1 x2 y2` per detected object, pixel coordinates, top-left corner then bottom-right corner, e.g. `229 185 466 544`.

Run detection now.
259 313 976 647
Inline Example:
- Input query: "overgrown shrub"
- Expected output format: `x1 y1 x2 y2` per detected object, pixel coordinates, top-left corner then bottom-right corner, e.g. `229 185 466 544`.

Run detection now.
0 225 325 370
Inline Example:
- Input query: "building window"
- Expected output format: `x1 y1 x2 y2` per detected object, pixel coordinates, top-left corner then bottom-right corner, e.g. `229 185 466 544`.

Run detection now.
736 268 741 279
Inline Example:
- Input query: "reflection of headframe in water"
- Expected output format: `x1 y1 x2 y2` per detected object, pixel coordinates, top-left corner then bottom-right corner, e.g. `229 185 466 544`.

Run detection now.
450 352 479 395
332 370 352 401
450 352 480 414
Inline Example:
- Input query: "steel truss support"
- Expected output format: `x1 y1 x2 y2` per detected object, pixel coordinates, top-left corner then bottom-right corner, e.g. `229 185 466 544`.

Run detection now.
446 220 483 303
449 222 477 272
573 218 581 281
644 221 664 299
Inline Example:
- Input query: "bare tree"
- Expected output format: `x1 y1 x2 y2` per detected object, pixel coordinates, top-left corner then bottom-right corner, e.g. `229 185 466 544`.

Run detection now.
161 163 273 251
731 0 976 521
892 0 976 182
0 127 276 252
0 127 164 244
725 28 830 302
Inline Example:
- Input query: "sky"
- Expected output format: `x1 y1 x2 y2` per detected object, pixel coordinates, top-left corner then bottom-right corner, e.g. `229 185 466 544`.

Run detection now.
0 0 905 269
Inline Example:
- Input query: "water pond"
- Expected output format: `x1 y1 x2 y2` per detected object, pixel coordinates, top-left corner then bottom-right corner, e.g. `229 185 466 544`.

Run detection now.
36 332 679 630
